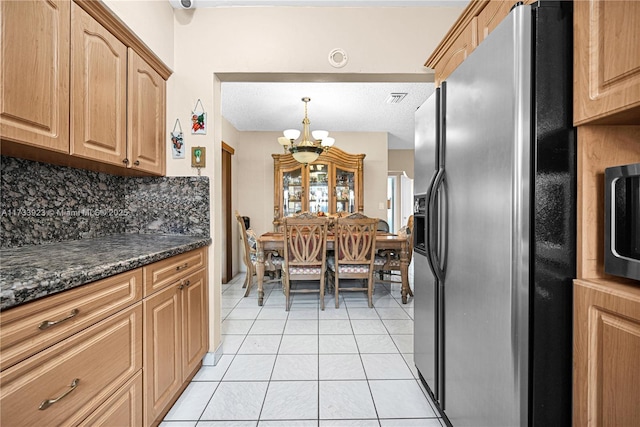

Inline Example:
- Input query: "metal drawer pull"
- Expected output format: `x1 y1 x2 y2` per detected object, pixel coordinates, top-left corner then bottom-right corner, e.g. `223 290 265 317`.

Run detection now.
184 280 191 287
39 378 80 410
38 309 80 330
175 263 188 271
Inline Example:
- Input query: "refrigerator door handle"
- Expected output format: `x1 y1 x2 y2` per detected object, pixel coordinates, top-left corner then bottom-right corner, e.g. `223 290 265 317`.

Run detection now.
427 167 446 282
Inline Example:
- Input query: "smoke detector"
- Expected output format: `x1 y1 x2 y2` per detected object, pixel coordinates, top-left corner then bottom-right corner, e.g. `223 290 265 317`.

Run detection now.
328 48 348 68
169 0 195 9
385 93 408 104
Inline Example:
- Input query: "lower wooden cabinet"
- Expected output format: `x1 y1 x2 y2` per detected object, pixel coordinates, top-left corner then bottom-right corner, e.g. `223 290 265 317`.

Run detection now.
182 269 209 381
0 247 209 427
574 278 640 427
143 249 209 425
0 303 142 426
144 281 182 424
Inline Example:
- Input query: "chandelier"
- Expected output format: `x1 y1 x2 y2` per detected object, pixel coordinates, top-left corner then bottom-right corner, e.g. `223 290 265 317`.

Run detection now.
277 97 335 165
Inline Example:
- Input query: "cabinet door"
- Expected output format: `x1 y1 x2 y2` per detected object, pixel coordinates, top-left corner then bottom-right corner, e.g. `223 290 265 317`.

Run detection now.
574 0 640 124
307 163 330 214
0 0 69 152
574 279 640 427
128 49 166 176
334 166 357 214
281 165 305 217
181 269 209 380
143 284 182 426
70 3 127 166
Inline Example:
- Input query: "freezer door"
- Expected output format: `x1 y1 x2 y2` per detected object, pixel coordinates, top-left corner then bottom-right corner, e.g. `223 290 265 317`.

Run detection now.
413 89 441 403
443 5 531 427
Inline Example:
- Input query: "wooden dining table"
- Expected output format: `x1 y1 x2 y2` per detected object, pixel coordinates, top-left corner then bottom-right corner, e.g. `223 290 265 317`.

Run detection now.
255 231 412 306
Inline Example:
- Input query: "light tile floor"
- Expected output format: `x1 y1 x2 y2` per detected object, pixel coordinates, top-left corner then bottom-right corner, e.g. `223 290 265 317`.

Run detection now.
161 270 444 427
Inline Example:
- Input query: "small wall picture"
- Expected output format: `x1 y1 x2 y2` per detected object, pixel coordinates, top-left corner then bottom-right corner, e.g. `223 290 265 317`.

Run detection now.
170 119 185 159
171 131 185 158
191 146 206 168
191 99 206 135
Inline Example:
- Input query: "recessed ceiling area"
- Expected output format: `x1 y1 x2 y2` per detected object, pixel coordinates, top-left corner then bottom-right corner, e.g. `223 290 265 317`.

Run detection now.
221 81 435 150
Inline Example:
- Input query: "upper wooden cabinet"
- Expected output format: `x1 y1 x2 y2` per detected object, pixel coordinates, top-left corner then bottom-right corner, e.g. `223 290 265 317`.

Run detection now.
71 3 128 167
71 3 165 175
426 0 536 86
574 0 640 125
143 248 208 426
272 147 365 229
0 0 70 152
0 0 171 176
127 49 166 175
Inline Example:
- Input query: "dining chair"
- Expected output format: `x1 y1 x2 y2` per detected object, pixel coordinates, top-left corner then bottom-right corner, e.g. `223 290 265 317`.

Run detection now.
282 214 330 310
377 219 390 233
328 212 378 308
235 211 283 297
374 215 414 297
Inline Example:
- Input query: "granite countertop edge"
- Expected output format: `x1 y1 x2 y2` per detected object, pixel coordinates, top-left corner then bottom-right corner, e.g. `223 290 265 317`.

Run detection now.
0 234 212 311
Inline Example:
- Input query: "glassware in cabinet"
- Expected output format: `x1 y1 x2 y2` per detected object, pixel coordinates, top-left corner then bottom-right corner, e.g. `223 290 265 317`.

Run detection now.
335 167 355 213
308 163 329 214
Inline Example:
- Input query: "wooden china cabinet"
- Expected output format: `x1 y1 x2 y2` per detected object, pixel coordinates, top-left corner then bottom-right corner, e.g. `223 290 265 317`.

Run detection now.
272 147 365 230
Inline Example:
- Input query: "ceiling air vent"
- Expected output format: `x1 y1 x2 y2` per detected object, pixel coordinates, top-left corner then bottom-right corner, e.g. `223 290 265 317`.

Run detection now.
385 93 408 104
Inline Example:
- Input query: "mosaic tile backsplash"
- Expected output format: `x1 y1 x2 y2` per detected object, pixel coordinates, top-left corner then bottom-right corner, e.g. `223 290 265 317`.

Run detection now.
0 156 210 248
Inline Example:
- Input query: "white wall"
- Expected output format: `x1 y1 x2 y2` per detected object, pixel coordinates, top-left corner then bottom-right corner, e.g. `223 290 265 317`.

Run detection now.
94 1 464 354
102 0 175 69
388 149 415 179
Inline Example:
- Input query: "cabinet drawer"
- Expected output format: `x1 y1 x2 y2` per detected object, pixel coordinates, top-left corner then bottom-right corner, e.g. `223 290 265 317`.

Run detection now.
78 369 143 427
0 268 142 370
143 247 206 296
0 303 142 427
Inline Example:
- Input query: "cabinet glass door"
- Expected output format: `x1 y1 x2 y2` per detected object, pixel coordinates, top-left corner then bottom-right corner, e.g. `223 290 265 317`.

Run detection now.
335 167 356 214
308 163 329 214
283 168 303 217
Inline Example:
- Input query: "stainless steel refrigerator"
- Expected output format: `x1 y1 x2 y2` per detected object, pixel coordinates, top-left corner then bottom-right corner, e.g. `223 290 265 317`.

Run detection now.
413 2 576 426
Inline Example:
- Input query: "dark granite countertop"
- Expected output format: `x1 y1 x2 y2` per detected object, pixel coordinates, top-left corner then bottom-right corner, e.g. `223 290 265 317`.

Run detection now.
0 234 212 311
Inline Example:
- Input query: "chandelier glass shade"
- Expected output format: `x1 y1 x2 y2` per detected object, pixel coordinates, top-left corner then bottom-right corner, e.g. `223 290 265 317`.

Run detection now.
277 97 334 165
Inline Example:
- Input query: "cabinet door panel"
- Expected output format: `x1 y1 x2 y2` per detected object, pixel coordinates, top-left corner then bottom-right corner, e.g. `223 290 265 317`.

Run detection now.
78 370 143 427
128 49 165 175
182 269 209 380
70 3 127 165
573 279 640 427
0 304 142 427
0 0 69 151
574 0 640 124
144 284 182 425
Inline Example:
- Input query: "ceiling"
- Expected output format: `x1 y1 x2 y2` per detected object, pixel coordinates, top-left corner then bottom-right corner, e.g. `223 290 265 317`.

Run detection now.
221 81 435 150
